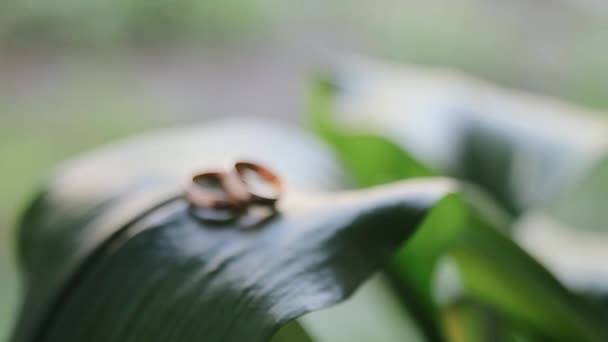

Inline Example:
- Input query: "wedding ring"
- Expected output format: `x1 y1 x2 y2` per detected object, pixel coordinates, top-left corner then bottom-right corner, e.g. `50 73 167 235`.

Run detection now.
185 171 239 209
185 161 283 224
233 161 283 206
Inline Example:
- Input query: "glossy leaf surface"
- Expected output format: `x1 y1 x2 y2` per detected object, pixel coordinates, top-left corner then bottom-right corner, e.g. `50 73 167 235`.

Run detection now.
12 119 454 342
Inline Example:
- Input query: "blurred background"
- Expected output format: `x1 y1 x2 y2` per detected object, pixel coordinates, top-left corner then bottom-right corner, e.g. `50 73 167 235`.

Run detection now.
1 0 608 339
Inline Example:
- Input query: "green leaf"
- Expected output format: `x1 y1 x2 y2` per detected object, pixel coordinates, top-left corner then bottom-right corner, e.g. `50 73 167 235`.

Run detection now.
450 226 608 341
316 61 608 222
390 190 608 341
309 72 608 341
12 119 346 342
309 78 434 188
12 119 455 342
16 180 453 342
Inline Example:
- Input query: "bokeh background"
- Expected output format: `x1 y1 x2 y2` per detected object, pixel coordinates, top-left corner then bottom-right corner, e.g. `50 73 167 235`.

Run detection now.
1 0 608 339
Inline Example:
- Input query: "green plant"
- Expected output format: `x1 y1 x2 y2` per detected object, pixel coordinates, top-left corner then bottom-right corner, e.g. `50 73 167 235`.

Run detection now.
307 64 608 340
10 66 608 342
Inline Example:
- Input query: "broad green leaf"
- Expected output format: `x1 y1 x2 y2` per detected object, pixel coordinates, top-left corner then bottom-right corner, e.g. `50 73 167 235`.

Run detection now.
319 60 608 222
12 119 348 342
16 177 454 342
309 71 608 341
450 225 608 341
12 118 454 342
391 191 608 341
310 62 608 310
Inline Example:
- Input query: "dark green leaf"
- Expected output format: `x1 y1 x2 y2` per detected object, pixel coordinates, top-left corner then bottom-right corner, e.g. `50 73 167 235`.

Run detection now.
12 119 454 342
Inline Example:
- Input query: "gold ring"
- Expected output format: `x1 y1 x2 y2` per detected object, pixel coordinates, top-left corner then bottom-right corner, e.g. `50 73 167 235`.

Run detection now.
233 161 283 206
185 171 240 209
185 161 283 224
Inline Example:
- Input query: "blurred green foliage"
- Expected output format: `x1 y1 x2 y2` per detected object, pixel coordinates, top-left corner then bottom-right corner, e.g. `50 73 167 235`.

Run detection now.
0 0 270 46
309 77 608 341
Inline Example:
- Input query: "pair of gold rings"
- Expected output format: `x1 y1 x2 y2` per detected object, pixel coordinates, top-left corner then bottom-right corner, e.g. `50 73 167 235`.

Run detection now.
185 161 283 223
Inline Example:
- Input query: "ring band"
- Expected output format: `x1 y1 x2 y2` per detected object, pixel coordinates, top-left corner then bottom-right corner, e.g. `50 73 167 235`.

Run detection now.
233 161 283 206
185 161 283 224
185 171 241 209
